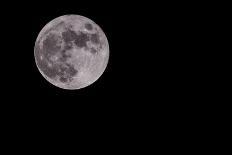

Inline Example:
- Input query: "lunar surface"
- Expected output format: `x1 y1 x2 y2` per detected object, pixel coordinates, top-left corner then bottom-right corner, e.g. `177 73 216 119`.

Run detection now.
34 15 109 89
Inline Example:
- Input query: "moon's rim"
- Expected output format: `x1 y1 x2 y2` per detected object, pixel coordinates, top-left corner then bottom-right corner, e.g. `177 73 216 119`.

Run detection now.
34 14 110 90
36 14 102 43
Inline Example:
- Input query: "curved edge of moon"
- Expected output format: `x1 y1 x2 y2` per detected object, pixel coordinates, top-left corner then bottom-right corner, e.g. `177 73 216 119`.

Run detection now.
34 14 110 90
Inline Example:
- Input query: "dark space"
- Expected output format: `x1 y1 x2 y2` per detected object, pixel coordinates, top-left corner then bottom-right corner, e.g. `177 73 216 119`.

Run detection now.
0 1 205 108
0 1 213 146
1 1 152 116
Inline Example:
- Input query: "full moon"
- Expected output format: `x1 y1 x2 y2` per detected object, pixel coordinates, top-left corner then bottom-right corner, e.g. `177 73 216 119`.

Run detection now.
34 15 109 90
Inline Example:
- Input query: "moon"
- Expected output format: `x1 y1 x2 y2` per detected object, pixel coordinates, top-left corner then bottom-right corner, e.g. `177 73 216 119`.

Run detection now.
34 15 109 90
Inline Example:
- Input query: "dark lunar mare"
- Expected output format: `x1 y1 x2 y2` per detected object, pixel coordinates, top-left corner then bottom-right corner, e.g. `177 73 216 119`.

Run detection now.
35 43 60 79
35 26 102 84
65 63 78 76
35 31 79 83
90 33 100 44
62 27 90 48
84 23 93 30
59 49 72 62
62 27 101 49
62 28 78 43
90 48 97 54
56 63 78 82
42 33 62 56
74 31 89 48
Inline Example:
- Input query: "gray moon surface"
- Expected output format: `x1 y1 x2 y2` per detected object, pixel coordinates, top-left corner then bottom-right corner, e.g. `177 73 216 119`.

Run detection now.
34 15 109 90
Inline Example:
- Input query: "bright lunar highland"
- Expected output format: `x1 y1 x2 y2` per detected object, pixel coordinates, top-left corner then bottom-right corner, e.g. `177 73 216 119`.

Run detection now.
34 15 109 89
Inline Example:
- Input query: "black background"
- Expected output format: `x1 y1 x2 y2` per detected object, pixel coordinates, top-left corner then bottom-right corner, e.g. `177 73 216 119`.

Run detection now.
2 2 153 99
1 1 157 117
1 2 204 100
1 1 211 111
0 1 218 147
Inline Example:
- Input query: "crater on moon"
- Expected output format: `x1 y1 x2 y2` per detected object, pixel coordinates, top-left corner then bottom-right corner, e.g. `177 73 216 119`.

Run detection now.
34 15 109 90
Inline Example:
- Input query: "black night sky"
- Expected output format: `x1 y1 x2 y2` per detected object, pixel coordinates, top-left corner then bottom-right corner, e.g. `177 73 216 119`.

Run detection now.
0 1 217 150
0 1 209 121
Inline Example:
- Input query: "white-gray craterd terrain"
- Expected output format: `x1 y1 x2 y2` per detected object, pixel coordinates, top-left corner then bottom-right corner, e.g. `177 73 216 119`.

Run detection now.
34 15 109 89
